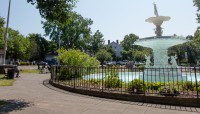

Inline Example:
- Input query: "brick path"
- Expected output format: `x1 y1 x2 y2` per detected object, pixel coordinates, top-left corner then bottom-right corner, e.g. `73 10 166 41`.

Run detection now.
0 73 200 114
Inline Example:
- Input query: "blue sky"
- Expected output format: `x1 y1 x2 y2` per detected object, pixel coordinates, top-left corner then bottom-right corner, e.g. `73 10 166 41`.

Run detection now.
0 0 199 43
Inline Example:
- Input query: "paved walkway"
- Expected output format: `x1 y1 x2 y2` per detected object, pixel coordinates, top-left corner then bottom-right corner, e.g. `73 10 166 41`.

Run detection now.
0 73 200 114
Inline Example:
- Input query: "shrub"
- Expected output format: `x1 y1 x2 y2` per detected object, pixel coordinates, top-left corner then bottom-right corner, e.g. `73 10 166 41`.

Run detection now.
128 79 146 93
57 49 100 80
20 62 30 65
57 49 100 67
159 87 180 96
59 67 83 80
194 86 200 92
158 82 180 96
147 82 162 90
182 81 195 91
104 69 121 88
89 79 101 86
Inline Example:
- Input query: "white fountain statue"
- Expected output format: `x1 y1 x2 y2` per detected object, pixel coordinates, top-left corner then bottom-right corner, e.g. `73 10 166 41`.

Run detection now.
134 3 189 79
146 2 171 37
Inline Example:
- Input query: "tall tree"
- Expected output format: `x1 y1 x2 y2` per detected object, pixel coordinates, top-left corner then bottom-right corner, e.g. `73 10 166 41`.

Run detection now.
6 28 30 60
27 33 49 60
0 16 5 49
43 12 93 50
95 49 112 66
194 0 200 23
27 0 77 25
121 33 139 51
90 30 104 54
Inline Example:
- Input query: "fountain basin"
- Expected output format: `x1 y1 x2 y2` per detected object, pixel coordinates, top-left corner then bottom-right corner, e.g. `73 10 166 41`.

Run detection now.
134 36 188 49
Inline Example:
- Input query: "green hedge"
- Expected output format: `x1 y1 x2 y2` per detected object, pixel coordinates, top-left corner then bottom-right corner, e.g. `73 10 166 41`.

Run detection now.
20 62 30 65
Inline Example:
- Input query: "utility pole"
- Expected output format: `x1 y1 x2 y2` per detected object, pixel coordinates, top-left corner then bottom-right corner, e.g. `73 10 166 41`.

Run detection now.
3 0 12 65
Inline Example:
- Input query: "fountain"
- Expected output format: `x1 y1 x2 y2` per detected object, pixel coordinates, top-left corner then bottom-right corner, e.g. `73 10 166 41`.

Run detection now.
84 3 194 83
134 3 189 80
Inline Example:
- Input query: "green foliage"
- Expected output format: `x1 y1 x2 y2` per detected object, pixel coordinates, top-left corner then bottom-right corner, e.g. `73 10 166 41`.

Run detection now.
193 0 200 23
20 69 40 73
0 16 5 48
57 49 100 67
0 75 14 86
159 87 180 96
147 82 164 90
27 0 77 25
182 81 195 91
95 49 112 65
90 30 105 54
128 79 146 93
59 67 74 80
121 33 139 51
43 12 93 51
57 49 100 80
19 62 30 65
27 33 50 61
6 28 30 60
88 79 101 86
103 45 116 61
105 69 121 88
157 82 180 96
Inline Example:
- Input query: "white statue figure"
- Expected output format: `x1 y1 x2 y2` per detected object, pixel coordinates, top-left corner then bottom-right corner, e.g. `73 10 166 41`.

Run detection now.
145 55 151 67
170 55 178 67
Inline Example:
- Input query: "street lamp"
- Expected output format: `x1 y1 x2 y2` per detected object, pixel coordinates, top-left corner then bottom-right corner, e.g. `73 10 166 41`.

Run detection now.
3 0 12 65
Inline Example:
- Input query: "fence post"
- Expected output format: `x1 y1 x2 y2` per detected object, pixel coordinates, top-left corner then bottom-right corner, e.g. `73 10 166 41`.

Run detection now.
194 67 199 98
143 67 145 96
74 67 76 89
102 65 104 92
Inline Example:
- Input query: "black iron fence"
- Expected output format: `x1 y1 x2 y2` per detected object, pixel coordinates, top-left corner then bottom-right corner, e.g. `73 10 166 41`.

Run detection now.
50 65 200 98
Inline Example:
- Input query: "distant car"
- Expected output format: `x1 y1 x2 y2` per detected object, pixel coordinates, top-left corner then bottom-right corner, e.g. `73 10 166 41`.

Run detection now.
106 61 116 65
119 60 128 65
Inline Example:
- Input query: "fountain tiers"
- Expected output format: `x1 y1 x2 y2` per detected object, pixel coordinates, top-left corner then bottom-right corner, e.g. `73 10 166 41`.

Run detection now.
134 36 188 68
133 3 189 78
134 36 188 78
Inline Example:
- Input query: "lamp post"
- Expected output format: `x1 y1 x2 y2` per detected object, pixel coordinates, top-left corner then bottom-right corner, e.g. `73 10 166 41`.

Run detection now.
3 0 12 65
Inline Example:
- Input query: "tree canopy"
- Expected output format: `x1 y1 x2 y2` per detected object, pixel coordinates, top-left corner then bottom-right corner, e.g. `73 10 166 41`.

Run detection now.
121 33 139 51
194 0 200 23
27 0 77 25
43 12 93 50
89 30 105 54
26 33 50 61
95 49 112 65
0 16 5 49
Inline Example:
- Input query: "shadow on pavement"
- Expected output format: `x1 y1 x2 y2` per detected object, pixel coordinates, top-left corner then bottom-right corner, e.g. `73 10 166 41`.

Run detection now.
0 99 33 114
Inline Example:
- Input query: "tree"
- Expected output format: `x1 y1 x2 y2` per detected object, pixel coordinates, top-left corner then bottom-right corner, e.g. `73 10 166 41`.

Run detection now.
121 33 139 51
27 33 49 61
103 45 116 61
194 0 200 23
90 30 104 54
27 0 77 25
0 16 5 49
43 12 93 50
6 28 30 60
95 49 112 66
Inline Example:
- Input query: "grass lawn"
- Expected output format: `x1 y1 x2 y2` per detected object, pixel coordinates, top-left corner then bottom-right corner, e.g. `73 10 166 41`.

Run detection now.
0 75 15 86
20 69 40 73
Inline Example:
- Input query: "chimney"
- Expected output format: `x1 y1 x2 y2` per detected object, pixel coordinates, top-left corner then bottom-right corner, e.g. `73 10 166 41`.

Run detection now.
108 40 110 44
116 40 119 44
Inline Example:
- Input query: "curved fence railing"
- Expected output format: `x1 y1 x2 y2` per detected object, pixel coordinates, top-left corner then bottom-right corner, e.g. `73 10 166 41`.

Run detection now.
50 65 200 106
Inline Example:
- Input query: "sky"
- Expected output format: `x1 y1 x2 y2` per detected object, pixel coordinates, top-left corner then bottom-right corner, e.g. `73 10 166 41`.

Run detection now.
0 0 199 43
